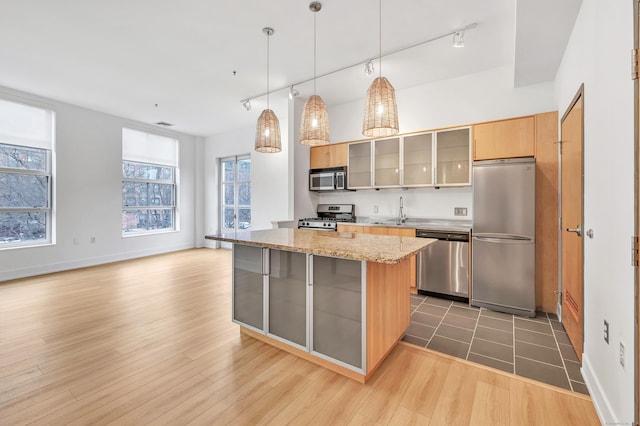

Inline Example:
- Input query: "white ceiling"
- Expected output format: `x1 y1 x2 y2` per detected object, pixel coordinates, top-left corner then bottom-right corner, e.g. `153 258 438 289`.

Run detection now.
0 0 581 137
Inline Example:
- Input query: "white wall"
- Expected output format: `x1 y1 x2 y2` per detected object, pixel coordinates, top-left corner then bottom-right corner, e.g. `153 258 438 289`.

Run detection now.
0 86 198 281
202 107 290 248
319 187 473 221
554 0 635 423
291 97 319 221
321 66 556 219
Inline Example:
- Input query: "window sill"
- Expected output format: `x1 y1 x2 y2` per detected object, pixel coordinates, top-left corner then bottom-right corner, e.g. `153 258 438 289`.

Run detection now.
122 229 179 238
0 241 54 251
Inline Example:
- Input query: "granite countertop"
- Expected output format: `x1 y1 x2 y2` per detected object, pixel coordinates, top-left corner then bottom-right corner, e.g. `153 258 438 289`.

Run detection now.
352 217 472 233
205 228 435 264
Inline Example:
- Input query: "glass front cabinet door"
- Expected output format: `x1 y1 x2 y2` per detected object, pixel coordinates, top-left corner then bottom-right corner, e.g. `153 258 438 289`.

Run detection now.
374 137 400 187
348 141 372 189
403 132 433 186
435 127 471 186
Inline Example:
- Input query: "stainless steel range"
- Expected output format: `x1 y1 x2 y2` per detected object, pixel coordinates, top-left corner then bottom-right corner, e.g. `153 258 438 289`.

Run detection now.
297 204 356 231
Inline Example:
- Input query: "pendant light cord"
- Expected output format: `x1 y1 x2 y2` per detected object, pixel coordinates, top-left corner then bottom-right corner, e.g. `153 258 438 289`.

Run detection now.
379 0 382 77
267 32 270 109
313 10 317 95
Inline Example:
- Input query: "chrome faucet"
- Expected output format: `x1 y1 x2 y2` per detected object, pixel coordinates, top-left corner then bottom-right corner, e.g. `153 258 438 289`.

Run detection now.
398 196 406 224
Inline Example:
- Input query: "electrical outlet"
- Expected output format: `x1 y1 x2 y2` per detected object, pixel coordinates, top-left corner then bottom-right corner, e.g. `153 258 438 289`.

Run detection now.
620 341 625 368
90 236 96 244
454 207 467 216
373 205 379 214
604 320 609 344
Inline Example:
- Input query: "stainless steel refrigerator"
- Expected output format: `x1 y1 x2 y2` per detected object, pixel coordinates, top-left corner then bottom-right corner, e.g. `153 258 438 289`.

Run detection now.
471 158 535 317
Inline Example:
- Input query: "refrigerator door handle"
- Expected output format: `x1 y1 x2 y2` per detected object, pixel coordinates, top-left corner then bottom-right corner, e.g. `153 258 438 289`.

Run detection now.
473 235 534 243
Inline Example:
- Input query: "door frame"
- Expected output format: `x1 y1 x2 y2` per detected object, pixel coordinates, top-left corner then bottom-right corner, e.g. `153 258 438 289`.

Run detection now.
559 84 585 354
634 0 639 423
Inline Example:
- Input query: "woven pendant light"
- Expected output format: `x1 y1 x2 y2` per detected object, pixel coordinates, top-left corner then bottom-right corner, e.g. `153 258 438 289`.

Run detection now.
362 0 399 137
255 27 281 153
299 2 329 146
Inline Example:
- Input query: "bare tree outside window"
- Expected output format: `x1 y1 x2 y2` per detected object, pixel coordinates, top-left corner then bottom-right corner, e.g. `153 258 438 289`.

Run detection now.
0 144 50 244
122 161 176 233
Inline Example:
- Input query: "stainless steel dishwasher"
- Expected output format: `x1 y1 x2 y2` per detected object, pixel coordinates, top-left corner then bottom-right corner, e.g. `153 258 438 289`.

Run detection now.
416 230 470 300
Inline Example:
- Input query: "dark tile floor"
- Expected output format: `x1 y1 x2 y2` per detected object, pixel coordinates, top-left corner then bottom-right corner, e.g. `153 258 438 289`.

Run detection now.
403 293 589 395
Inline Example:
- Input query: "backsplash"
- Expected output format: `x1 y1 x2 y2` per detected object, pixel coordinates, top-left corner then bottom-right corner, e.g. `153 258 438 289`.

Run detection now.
318 186 473 220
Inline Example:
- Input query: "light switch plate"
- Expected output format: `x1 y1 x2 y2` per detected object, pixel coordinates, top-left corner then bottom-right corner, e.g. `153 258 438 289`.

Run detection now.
454 207 467 216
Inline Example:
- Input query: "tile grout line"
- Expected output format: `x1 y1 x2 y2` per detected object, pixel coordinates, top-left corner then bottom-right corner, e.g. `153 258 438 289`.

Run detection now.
468 350 514 367
512 312 516 374
548 313 575 391
428 298 454 347
464 308 481 361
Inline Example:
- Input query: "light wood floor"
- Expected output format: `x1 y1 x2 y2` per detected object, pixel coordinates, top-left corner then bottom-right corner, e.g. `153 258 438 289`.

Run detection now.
0 248 600 425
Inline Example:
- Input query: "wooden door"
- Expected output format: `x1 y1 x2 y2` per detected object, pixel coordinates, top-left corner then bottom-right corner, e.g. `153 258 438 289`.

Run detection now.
635 0 639 422
560 86 584 362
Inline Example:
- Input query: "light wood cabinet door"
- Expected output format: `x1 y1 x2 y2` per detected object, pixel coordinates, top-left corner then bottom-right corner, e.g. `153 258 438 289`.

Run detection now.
337 224 362 233
310 144 348 169
473 116 535 160
386 228 415 237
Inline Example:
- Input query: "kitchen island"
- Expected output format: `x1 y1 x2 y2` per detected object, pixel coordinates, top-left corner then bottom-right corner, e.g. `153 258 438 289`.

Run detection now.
205 228 434 382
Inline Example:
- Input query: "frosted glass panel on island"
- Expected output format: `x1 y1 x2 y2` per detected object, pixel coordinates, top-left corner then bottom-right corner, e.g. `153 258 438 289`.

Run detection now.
233 244 264 330
312 255 362 369
269 250 307 347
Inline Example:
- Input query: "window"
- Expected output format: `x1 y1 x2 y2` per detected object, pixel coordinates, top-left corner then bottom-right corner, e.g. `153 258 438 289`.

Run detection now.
0 99 54 248
220 155 251 232
122 128 178 235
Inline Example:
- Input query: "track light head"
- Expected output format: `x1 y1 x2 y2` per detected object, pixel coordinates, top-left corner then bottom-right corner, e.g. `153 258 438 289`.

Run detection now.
364 60 375 76
288 86 299 100
242 99 251 111
453 31 465 48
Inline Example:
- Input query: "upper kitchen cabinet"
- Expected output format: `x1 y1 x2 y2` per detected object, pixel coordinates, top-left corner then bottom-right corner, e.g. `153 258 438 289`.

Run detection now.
435 127 471 186
374 137 400 187
348 141 373 189
310 144 348 169
403 133 433 186
473 116 535 160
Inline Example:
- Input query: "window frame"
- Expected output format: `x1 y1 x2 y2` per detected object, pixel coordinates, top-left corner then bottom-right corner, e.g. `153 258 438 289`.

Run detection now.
121 128 179 237
220 154 251 233
0 144 53 249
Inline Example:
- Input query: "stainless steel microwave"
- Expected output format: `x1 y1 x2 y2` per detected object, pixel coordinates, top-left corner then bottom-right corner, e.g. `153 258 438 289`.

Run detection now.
309 167 347 191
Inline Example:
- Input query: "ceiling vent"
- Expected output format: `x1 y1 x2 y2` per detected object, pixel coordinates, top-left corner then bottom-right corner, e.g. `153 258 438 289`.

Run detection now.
155 121 174 127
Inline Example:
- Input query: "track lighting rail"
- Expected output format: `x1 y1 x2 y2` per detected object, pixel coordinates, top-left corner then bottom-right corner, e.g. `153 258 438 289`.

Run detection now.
240 22 478 107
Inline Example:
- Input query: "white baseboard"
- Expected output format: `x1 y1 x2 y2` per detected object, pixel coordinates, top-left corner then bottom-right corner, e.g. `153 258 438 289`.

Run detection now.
0 243 196 282
581 354 615 425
